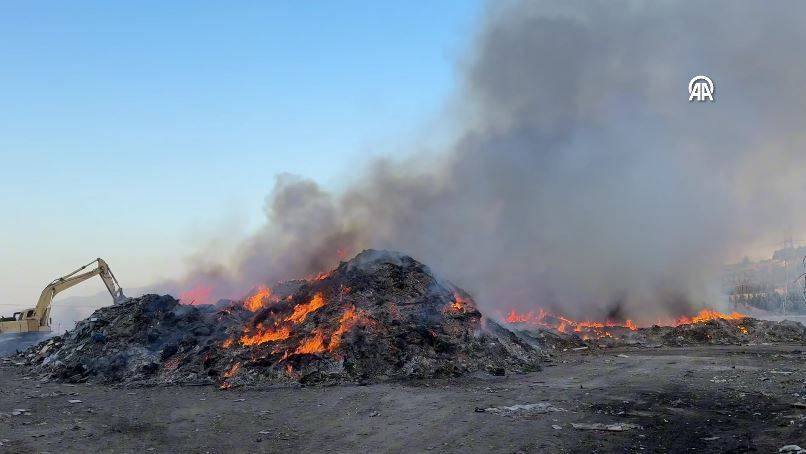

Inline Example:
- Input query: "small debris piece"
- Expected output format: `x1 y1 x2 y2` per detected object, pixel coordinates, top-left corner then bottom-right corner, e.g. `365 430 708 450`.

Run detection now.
551 425 562 430
571 422 641 431
68 399 82 404
702 436 720 441
484 402 565 416
258 431 271 435
616 354 630 358
779 446 803 453
792 402 806 409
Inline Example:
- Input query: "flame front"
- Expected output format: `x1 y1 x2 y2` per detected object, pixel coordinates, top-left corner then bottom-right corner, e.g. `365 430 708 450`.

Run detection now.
285 293 326 323
235 292 329 348
240 324 291 346
505 309 636 334
295 329 326 354
328 306 362 351
244 286 274 312
506 307 747 339
675 309 746 325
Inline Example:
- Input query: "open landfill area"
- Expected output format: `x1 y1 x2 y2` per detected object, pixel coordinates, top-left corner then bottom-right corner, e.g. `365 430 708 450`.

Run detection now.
1 251 805 452
7 1 806 452
1 344 804 452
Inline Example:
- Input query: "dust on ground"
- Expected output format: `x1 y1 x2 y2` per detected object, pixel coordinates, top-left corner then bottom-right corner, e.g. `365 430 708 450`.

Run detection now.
1 344 804 453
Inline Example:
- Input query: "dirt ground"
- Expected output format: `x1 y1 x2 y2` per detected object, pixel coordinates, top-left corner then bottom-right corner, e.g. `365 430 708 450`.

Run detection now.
1 345 804 453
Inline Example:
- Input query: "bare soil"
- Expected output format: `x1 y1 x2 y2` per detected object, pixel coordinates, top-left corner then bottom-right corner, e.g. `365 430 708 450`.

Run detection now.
1 345 804 453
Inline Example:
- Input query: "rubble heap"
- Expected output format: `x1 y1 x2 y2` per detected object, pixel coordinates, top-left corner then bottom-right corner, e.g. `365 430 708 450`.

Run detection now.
22 295 240 384
21 250 542 387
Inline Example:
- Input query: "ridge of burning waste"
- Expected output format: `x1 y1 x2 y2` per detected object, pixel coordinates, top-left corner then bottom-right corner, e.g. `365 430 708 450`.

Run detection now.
503 308 749 339
505 307 806 349
18 250 541 387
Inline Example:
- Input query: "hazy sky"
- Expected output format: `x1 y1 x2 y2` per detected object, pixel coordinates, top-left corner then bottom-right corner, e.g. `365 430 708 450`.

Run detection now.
0 1 483 308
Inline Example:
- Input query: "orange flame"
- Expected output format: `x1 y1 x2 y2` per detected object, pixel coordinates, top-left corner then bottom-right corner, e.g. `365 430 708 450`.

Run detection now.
295 329 326 355
240 324 291 346
307 271 332 281
506 307 747 337
285 293 326 324
505 309 637 333
445 293 473 313
674 309 746 325
328 306 362 351
244 286 274 312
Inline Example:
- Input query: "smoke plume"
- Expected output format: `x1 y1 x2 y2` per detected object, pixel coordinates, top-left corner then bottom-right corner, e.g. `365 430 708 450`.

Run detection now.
174 1 806 321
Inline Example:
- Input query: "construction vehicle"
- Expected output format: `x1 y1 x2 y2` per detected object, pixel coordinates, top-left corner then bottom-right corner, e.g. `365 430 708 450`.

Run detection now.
0 258 127 334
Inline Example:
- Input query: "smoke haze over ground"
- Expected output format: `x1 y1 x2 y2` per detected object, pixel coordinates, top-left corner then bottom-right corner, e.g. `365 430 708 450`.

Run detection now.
171 1 806 321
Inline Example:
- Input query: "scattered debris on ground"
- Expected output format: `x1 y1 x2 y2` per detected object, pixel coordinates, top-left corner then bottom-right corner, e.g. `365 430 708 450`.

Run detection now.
571 422 641 431
482 402 565 416
1 344 804 452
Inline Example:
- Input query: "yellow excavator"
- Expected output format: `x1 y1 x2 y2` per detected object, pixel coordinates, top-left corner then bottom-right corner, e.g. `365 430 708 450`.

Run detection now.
0 258 127 334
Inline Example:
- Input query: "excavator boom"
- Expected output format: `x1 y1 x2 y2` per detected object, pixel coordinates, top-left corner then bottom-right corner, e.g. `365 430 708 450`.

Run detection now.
1 258 127 334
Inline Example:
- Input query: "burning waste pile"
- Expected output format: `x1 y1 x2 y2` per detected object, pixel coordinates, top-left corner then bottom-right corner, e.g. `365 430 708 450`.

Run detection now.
507 308 806 349
19 250 542 387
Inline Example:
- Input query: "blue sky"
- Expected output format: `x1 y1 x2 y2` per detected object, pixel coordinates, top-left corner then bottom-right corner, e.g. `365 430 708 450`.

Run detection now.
0 1 484 306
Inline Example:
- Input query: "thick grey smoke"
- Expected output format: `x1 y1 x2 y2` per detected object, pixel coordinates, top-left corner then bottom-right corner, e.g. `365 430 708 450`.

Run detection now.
176 1 806 321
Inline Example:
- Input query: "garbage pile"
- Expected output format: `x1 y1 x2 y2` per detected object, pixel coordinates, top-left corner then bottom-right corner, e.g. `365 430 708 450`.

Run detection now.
510 315 806 350
19 250 542 387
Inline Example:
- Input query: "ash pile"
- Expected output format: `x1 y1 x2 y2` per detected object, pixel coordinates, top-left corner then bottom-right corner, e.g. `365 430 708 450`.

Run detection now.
20 250 541 387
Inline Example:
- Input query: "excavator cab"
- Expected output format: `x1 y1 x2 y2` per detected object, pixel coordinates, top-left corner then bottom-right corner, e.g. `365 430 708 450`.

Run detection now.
16 310 36 321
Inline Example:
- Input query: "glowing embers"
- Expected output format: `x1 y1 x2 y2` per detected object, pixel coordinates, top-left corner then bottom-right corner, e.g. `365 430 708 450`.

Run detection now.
223 362 241 378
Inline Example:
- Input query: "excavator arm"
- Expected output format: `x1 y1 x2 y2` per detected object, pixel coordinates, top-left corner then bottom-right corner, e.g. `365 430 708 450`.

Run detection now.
33 258 127 324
